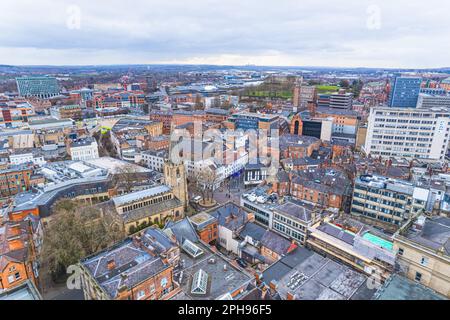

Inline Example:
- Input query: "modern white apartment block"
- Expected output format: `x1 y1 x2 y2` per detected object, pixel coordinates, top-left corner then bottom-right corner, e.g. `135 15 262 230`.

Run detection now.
70 138 100 161
9 152 46 166
364 106 450 161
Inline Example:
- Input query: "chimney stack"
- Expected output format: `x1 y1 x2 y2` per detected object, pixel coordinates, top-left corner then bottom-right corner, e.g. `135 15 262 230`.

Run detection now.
287 292 296 301
261 285 268 300
269 280 278 293
107 259 116 271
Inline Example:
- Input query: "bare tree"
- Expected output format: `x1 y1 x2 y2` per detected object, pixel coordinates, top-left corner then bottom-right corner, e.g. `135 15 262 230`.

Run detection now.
194 94 204 110
41 200 125 281
212 97 221 109
192 165 221 206
112 164 140 194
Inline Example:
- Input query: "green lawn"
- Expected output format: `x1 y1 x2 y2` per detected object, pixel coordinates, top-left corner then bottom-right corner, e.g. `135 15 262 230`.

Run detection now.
246 90 293 99
316 85 339 94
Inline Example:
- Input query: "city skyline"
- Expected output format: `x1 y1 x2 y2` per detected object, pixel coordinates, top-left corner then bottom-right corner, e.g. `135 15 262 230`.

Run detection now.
1 0 450 305
1 0 450 68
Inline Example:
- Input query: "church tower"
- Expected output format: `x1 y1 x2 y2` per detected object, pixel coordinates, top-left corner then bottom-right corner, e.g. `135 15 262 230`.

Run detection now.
290 113 303 136
164 160 188 211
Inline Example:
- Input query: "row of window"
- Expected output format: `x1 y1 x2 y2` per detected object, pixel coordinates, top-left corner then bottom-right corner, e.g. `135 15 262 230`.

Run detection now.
351 207 401 225
374 111 449 118
354 187 409 200
352 200 404 217
122 194 173 213
273 221 305 242
274 213 306 231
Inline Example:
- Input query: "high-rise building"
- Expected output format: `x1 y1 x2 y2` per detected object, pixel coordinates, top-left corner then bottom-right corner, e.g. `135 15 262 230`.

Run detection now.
364 106 450 161
420 88 447 96
388 76 422 108
0 102 35 128
417 94 450 109
293 85 317 110
329 92 353 109
16 76 60 99
317 91 353 109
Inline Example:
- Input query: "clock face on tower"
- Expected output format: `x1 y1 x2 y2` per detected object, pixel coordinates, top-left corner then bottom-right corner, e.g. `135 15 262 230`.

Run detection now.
160 277 168 288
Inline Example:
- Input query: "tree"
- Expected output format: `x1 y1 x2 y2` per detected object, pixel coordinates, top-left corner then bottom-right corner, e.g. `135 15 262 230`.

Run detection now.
112 164 140 194
142 103 150 114
41 201 125 281
192 165 221 206
95 130 118 158
212 97 221 109
339 80 350 89
352 79 364 98
194 94 204 110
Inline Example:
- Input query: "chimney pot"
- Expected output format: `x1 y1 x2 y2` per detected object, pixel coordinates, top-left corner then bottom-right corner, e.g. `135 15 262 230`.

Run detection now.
269 280 278 292
107 259 116 270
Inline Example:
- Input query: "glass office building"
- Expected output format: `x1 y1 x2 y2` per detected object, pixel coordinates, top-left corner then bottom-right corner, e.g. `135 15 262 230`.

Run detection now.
16 76 60 98
388 76 422 108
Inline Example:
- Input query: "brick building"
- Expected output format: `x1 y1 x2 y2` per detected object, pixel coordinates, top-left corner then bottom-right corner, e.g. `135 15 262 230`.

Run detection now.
0 165 34 197
189 212 218 244
149 110 173 135
80 227 180 300
0 221 39 292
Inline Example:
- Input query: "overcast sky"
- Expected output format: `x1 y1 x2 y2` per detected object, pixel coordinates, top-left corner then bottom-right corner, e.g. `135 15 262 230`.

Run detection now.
1 0 449 68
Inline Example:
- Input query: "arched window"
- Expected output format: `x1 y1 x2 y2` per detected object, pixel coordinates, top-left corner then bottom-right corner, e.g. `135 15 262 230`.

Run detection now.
294 121 300 135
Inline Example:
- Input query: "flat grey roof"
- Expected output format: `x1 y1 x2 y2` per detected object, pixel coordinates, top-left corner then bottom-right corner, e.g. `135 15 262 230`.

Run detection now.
374 274 447 300
262 247 375 300
176 242 253 300
405 216 450 255
0 281 42 300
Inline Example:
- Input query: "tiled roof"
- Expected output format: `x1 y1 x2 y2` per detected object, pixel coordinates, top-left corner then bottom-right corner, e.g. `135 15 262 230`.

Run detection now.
121 198 183 223
210 203 248 232
81 238 169 299
260 230 291 255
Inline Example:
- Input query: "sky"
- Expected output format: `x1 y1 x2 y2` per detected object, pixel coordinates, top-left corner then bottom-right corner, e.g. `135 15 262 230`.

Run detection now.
1 0 449 68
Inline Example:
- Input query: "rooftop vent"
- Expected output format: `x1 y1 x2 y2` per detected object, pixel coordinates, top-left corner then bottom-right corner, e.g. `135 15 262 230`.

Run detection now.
191 269 208 295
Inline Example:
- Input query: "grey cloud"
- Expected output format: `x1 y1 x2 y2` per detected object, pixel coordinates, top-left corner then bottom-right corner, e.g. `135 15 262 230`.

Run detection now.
0 0 449 67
